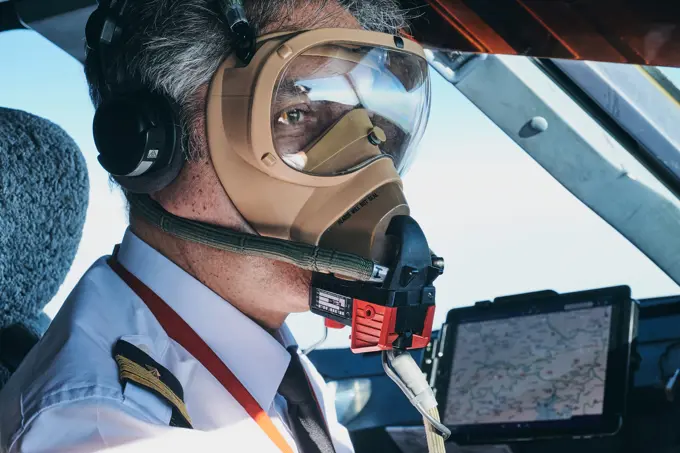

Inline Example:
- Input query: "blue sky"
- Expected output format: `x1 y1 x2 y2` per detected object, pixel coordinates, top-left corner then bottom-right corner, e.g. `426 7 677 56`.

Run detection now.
2 29 680 349
661 67 680 88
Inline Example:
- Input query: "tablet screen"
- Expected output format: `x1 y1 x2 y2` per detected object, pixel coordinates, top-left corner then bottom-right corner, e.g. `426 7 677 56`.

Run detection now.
444 305 612 425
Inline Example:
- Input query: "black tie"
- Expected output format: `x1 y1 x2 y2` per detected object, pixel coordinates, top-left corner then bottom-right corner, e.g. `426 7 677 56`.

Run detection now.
278 347 337 453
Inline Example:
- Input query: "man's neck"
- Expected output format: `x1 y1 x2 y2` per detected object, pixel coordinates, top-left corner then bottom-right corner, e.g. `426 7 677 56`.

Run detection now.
129 218 311 331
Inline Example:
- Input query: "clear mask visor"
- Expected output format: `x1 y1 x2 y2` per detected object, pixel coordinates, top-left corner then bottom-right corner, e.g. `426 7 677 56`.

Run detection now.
272 43 431 176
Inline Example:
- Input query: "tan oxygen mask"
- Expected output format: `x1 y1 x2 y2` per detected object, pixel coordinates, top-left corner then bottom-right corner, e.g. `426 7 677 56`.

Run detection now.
128 28 443 355
206 28 431 265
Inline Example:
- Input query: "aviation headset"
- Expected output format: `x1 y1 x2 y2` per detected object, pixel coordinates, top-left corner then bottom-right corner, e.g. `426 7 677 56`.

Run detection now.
85 0 184 194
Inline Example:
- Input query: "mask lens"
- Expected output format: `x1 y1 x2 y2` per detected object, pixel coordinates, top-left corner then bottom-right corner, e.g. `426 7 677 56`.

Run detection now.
272 43 430 176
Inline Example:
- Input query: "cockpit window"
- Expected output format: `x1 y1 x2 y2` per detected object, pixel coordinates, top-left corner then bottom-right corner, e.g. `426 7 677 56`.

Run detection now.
0 30 128 321
289 68 680 349
655 67 680 95
1 29 678 351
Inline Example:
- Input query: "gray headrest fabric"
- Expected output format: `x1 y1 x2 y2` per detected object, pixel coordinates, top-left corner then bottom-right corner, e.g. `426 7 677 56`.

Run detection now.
0 108 89 385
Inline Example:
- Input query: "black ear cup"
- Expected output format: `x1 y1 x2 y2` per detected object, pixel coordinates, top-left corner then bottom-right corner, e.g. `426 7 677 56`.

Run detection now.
87 0 185 194
94 92 184 194
85 8 108 50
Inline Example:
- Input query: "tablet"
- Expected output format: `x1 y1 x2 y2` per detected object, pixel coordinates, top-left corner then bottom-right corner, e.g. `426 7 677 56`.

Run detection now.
430 286 637 444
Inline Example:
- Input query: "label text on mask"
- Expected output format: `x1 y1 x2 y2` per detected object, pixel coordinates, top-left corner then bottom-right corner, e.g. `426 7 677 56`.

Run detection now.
337 192 380 225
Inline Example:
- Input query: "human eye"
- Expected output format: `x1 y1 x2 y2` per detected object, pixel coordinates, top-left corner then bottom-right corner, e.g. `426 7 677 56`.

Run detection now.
276 105 312 126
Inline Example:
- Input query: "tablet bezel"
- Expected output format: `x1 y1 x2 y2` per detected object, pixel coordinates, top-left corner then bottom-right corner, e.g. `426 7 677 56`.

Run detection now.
432 285 636 444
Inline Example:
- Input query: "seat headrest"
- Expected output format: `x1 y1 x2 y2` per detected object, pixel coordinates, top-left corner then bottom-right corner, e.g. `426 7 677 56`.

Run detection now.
0 107 89 385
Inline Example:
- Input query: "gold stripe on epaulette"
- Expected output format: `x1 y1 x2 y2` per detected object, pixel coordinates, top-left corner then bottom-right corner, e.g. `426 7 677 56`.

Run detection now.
115 354 192 425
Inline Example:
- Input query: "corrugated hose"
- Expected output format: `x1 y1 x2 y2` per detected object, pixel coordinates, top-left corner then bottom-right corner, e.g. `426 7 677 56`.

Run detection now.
127 194 383 282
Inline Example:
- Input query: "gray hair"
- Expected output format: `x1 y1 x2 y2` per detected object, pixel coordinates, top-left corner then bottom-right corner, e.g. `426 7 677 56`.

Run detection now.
85 0 409 161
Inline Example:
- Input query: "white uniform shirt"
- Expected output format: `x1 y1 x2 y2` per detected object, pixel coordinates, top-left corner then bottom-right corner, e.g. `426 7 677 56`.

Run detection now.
0 230 354 453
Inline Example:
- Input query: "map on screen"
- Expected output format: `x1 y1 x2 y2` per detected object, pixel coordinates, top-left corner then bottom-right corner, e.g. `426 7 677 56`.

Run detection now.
444 305 612 425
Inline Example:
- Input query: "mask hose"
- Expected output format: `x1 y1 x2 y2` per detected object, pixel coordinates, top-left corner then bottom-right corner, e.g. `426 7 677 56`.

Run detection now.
127 194 388 283
383 349 450 453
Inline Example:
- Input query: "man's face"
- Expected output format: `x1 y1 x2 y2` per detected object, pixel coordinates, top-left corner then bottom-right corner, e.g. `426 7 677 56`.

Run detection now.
153 1 365 318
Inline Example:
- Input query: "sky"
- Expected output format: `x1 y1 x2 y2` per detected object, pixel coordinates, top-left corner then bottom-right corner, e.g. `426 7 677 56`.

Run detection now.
2 29 680 349
661 67 680 89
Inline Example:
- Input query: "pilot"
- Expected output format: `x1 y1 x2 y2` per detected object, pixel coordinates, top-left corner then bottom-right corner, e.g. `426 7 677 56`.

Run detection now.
0 0 432 452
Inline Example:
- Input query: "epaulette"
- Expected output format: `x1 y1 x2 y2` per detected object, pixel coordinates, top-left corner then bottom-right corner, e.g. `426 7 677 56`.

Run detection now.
113 339 193 429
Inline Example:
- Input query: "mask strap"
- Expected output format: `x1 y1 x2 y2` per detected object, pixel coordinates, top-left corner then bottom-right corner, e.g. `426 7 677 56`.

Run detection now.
127 193 388 283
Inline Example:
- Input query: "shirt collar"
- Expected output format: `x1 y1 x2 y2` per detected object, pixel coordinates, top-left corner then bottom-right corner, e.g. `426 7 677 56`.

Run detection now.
115 228 294 411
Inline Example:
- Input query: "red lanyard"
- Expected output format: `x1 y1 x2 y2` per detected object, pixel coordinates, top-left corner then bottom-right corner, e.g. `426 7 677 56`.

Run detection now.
108 257 294 453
